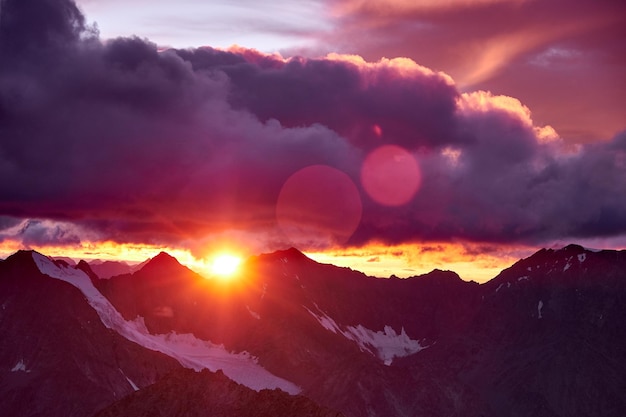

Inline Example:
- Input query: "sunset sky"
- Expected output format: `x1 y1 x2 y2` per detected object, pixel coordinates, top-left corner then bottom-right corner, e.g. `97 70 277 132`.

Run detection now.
0 0 625 281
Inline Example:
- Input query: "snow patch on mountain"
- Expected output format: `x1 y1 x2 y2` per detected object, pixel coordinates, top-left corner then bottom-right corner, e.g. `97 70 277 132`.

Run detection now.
32 252 300 394
578 253 586 263
119 369 139 391
128 318 298 393
11 359 30 373
305 306 342 334
538 300 544 319
305 306 427 365
246 305 260 320
344 325 426 366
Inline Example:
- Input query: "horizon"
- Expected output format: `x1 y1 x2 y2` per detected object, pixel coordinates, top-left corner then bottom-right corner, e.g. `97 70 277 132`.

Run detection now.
0 242 613 283
1 0 625 282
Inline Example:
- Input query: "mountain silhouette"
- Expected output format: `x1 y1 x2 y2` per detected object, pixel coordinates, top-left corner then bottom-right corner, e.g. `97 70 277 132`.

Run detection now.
1 245 625 416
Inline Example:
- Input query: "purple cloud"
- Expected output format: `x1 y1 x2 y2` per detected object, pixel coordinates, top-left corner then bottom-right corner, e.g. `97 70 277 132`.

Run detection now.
1 0 625 254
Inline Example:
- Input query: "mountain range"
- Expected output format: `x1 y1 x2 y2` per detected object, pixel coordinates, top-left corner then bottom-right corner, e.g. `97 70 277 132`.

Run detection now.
1 244 625 416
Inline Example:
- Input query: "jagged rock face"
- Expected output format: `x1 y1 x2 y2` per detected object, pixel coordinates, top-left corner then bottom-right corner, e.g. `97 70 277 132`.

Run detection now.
94 368 345 417
462 244 626 417
0 251 181 417
240 250 488 416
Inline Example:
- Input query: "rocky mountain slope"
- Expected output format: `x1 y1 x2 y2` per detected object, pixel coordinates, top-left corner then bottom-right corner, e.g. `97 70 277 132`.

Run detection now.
94 368 344 417
1 244 625 417
0 251 181 417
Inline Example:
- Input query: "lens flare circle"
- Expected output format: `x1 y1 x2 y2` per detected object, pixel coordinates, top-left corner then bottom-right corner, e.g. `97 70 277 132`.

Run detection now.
276 165 362 247
361 145 421 206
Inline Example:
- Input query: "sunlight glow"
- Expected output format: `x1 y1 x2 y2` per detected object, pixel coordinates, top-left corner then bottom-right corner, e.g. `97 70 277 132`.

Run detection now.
210 254 242 278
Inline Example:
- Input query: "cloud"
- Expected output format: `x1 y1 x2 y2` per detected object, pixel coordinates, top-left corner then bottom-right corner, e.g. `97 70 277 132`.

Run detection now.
0 0 88 58
1 0 626 255
0 216 21 231
0 219 84 247
332 0 526 15
316 0 626 142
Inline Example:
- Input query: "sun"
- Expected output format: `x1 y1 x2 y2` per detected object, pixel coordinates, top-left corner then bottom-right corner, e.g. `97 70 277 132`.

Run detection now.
210 254 242 278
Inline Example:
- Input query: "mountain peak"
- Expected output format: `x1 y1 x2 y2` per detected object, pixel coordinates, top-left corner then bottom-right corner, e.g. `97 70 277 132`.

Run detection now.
420 268 464 282
1 250 42 275
554 243 589 255
76 260 99 281
486 243 626 292
280 247 310 260
250 247 312 266
137 252 185 275
155 251 175 259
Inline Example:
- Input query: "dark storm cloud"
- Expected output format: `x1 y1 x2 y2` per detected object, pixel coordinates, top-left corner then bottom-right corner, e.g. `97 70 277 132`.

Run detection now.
176 48 460 150
1 0 625 251
0 0 358 249
0 0 88 60
351 127 626 246
0 216 21 231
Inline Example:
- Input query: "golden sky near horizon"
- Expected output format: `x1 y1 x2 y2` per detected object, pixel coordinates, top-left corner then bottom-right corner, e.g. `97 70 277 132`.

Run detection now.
1 0 624 281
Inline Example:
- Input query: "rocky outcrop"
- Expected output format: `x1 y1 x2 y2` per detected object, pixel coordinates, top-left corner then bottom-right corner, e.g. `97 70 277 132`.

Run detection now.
94 368 344 417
